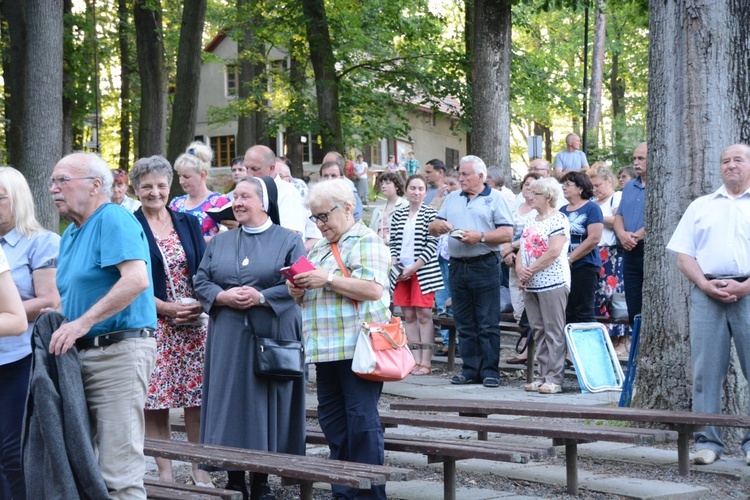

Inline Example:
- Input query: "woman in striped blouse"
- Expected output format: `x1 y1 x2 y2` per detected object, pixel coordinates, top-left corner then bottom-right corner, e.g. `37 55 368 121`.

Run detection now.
388 174 444 375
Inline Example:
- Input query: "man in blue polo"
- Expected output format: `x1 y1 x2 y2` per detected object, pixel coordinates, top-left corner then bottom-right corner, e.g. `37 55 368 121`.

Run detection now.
614 142 647 328
49 152 157 499
429 155 513 387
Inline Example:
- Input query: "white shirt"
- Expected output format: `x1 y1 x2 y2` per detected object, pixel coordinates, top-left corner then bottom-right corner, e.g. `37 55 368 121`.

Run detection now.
595 191 622 247
667 185 750 276
119 196 142 212
399 214 417 267
275 175 321 238
0 246 9 274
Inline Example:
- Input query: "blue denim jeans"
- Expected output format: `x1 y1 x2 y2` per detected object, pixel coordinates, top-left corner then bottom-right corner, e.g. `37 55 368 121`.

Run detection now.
435 256 452 345
449 253 502 380
316 360 386 499
0 354 31 500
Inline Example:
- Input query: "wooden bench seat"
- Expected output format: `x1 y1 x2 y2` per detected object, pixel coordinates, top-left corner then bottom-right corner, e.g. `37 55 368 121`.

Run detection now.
143 478 241 499
144 438 414 500
391 398 750 493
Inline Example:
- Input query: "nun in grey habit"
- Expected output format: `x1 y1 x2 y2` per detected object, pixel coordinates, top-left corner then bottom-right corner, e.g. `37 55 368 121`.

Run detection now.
194 175 305 499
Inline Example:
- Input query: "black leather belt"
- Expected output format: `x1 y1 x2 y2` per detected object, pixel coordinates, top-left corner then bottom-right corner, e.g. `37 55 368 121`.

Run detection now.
704 275 749 283
76 328 155 350
450 252 498 264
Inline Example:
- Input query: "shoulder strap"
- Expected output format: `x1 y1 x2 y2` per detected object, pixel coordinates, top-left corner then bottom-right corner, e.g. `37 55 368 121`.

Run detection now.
330 242 360 313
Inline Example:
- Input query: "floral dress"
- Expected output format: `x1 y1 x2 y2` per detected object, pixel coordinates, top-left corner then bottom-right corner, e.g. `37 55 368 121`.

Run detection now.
145 229 207 410
169 192 230 237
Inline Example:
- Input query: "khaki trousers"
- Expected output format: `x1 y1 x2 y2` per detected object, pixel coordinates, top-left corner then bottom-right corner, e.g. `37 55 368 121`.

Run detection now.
79 337 156 500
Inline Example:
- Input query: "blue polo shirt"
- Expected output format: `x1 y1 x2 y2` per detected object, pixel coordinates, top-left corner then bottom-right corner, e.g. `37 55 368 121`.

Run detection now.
57 203 157 338
618 177 646 232
436 184 513 258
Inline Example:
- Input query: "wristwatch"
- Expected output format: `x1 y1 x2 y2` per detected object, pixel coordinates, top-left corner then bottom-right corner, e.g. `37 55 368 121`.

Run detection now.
258 293 266 305
324 272 335 291
480 232 486 243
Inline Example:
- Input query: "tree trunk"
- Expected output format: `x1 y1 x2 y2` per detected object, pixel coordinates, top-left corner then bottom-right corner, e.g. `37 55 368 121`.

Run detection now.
300 0 343 153
134 0 167 158
117 0 132 170
609 48 625 148
1 0 27 169
22 0 63 231
464 0 473 155
61 0 74 155
533 121 552 162
586 0 606 151
638 1 748 442
286 49 305 177
167 0 206 197
236 0 265 154
469 0 511 176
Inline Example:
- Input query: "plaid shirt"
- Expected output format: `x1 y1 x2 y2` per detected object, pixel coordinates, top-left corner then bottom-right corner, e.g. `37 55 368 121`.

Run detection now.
302 222 391 363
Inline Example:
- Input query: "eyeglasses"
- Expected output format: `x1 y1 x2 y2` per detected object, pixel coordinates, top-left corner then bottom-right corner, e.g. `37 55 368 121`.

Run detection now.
533 192 547 196
48 176 96 189
0 195 7 201
309 205 339 223
563 182 578 188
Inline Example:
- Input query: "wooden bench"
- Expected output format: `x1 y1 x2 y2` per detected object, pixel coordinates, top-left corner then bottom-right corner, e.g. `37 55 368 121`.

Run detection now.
144 478 241 499
375 409 673 497
391 398 750 491
144 438 414 500
304 409 554 500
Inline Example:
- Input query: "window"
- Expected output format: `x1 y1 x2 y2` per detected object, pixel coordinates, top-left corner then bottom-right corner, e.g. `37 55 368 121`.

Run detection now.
210 136 236 167
369 144 382 166
226 65 238 97
445 148 459 170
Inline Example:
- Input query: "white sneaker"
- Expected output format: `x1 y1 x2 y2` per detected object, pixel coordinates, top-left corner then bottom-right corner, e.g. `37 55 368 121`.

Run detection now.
693 449 718 465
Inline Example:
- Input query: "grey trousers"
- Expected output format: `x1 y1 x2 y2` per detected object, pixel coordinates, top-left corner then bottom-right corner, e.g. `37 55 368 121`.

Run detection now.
690 286 750 455
524 286 569 385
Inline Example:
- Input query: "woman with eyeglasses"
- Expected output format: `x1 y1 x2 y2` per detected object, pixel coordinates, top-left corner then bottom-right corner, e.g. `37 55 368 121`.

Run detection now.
0 167 59 498
169 141 230 241
516 178 570 394
617 166 637 190
194 176 306 499
287 179 390 499
560 171 604 327
110 168 142 212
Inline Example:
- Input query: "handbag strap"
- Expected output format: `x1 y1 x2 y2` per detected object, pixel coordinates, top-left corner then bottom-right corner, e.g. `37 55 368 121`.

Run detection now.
330 242 361 315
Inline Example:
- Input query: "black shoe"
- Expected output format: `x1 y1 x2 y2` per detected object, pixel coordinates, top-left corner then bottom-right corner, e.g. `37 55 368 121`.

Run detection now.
250 481 274 500
450 374 480 385
434 347 449 356
225 483 249 500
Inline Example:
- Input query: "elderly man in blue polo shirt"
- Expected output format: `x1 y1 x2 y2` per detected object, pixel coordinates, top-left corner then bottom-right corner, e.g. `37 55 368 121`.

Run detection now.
429 155 513 387
614 142 647 328
667 143 750 466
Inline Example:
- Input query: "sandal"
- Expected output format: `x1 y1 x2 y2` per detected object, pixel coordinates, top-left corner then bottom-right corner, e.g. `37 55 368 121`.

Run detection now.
412 365 432 376
410 364 424 375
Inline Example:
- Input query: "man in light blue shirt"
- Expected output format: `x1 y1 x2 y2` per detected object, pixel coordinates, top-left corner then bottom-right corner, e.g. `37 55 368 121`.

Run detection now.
429 155 513 388
554 133 589 178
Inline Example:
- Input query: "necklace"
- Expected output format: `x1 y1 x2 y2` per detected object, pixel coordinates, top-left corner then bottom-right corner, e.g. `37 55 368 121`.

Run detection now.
148 216 170 239
536 209 555 221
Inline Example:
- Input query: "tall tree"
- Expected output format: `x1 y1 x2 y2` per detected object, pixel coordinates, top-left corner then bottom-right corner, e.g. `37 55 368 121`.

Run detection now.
117 0 133 170
235 0 267 154
15 0 64 230
636 0 749 436
470 0 511 174
166 0 207 195
1 1 27 170
134 0 167 157
300 0 342 153
586 0 606 151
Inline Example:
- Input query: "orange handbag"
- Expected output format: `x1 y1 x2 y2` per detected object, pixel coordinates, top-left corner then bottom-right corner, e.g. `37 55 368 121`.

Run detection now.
330 243 416 381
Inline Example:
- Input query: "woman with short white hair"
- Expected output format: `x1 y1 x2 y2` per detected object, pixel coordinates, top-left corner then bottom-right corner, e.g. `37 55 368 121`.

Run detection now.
516 177 570 395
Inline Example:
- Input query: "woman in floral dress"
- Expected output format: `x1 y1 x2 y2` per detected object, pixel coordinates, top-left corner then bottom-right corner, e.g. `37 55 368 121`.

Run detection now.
131 155 212 486
169 141 230 241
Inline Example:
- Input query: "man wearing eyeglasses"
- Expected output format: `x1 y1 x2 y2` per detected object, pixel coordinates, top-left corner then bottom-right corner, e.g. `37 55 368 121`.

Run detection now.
47 152 157 499
614 142 648 328
428 155 513 388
